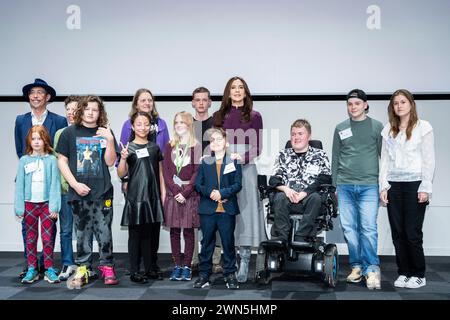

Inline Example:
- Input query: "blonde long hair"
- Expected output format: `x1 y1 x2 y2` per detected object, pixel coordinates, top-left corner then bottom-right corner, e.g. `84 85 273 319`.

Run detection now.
170 111 197 148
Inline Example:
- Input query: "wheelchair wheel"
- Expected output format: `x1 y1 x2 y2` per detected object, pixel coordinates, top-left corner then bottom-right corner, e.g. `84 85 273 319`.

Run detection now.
323 244 338 288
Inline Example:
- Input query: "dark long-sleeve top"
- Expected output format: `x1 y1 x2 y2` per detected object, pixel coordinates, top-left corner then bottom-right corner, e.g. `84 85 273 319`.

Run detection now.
162 142 202 198
213 107 263 164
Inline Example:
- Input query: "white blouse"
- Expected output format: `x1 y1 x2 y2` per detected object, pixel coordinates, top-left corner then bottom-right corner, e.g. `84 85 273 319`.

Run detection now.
379 119 435 194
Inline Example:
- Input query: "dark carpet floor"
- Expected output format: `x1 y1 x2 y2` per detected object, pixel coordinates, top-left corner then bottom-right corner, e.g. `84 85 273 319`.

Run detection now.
1 252 449 301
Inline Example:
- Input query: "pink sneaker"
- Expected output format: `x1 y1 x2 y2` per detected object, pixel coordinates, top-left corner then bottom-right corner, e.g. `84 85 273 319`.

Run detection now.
98 266 119 285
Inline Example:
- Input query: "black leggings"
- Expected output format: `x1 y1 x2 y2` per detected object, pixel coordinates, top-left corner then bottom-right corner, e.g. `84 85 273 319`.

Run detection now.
128 223 161 274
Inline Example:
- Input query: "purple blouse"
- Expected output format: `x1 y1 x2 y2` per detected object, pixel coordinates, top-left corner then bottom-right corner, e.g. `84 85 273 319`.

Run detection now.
120 117 169 154
213 107 263 164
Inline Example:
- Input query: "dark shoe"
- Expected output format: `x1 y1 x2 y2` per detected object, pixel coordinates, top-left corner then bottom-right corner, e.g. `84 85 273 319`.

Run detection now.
224 273 239 290
130 273 148 284
87 267 99 280
193 276 210 289
145 270 163 280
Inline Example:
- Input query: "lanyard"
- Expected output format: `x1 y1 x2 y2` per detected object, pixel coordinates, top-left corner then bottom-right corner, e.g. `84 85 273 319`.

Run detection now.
175 143 189 175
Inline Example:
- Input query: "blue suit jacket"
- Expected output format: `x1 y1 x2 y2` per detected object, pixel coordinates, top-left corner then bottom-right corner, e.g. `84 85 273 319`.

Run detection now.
14 111 67 158
195 155 242 215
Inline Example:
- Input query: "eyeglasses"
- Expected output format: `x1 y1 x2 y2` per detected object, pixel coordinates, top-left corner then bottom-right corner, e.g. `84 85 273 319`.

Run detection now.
29 89 47 96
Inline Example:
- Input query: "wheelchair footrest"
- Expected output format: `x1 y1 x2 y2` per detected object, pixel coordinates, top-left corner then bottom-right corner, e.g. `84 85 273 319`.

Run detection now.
290 240 314 250
261 239 287 250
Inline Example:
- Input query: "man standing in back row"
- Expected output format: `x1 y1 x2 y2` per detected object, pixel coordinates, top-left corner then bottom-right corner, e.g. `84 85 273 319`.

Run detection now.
191 87 223 274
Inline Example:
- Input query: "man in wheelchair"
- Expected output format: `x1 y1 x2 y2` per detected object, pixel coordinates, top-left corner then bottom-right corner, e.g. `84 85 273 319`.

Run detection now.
269 119 332 245
255 119 339 287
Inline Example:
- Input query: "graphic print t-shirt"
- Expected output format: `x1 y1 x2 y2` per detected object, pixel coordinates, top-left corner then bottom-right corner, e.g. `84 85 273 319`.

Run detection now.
56 124 119 201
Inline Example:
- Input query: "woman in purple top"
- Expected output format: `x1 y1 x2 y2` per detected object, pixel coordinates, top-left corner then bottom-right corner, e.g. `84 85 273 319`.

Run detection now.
162 111 202 282
213 76 266 283
120 88 169 153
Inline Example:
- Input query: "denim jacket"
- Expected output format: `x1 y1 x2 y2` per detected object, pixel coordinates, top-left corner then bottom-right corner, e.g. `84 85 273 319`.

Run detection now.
14 154 61 216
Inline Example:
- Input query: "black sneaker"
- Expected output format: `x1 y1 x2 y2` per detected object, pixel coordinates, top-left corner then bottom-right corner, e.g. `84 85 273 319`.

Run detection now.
224 273 239 290
130 273 148 284
193 276 210 289
87 267 99 280
145 270 163 280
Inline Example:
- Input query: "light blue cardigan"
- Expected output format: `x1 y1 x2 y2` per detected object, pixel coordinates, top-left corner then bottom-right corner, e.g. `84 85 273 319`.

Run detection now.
14 154 61 216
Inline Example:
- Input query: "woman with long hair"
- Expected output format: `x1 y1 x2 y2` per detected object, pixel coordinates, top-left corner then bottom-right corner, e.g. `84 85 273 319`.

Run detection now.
379 89 435 289
213 76 265 283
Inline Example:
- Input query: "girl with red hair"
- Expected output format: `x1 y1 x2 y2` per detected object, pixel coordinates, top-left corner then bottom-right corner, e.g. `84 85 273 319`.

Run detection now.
14 125 61 284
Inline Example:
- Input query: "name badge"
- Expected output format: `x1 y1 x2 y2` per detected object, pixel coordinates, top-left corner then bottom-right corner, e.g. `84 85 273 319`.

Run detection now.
24 161 38 174
305 164 320 176
223 162 236 175
338 128 353 140
100 139 107 149
136 148 149 159
173 175 183 187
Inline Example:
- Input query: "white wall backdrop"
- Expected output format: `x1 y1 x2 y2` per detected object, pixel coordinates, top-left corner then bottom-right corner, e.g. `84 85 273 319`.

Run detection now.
1 0 449 256
1 0 450 95
1 98 449 255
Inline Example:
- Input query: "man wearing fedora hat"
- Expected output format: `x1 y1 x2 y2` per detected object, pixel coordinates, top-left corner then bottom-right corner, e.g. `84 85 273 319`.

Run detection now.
15 78 67 158
14 78 67 278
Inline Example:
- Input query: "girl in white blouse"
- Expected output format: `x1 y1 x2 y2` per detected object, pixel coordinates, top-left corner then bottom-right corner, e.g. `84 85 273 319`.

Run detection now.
379 89 435 289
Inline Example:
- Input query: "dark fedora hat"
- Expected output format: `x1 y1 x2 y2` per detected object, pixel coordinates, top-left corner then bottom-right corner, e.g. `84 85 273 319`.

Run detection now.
22 78 56 102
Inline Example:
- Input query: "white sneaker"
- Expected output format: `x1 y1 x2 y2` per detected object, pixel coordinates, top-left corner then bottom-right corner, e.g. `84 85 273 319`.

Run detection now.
405 277 426 289
346 267 362 283
394 275 410 288
366 272 381 290
58 265 77 281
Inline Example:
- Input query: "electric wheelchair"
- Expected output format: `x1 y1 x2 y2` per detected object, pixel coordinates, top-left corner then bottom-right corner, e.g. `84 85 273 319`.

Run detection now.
254 140 339 287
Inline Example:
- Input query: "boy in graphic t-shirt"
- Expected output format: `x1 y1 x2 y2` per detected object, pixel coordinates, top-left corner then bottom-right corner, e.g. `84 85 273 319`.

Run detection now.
56 95 120 289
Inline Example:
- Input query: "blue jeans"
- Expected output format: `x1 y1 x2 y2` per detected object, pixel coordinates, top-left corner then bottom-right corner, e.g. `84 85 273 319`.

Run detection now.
60 194 75 266
337 185 380 275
